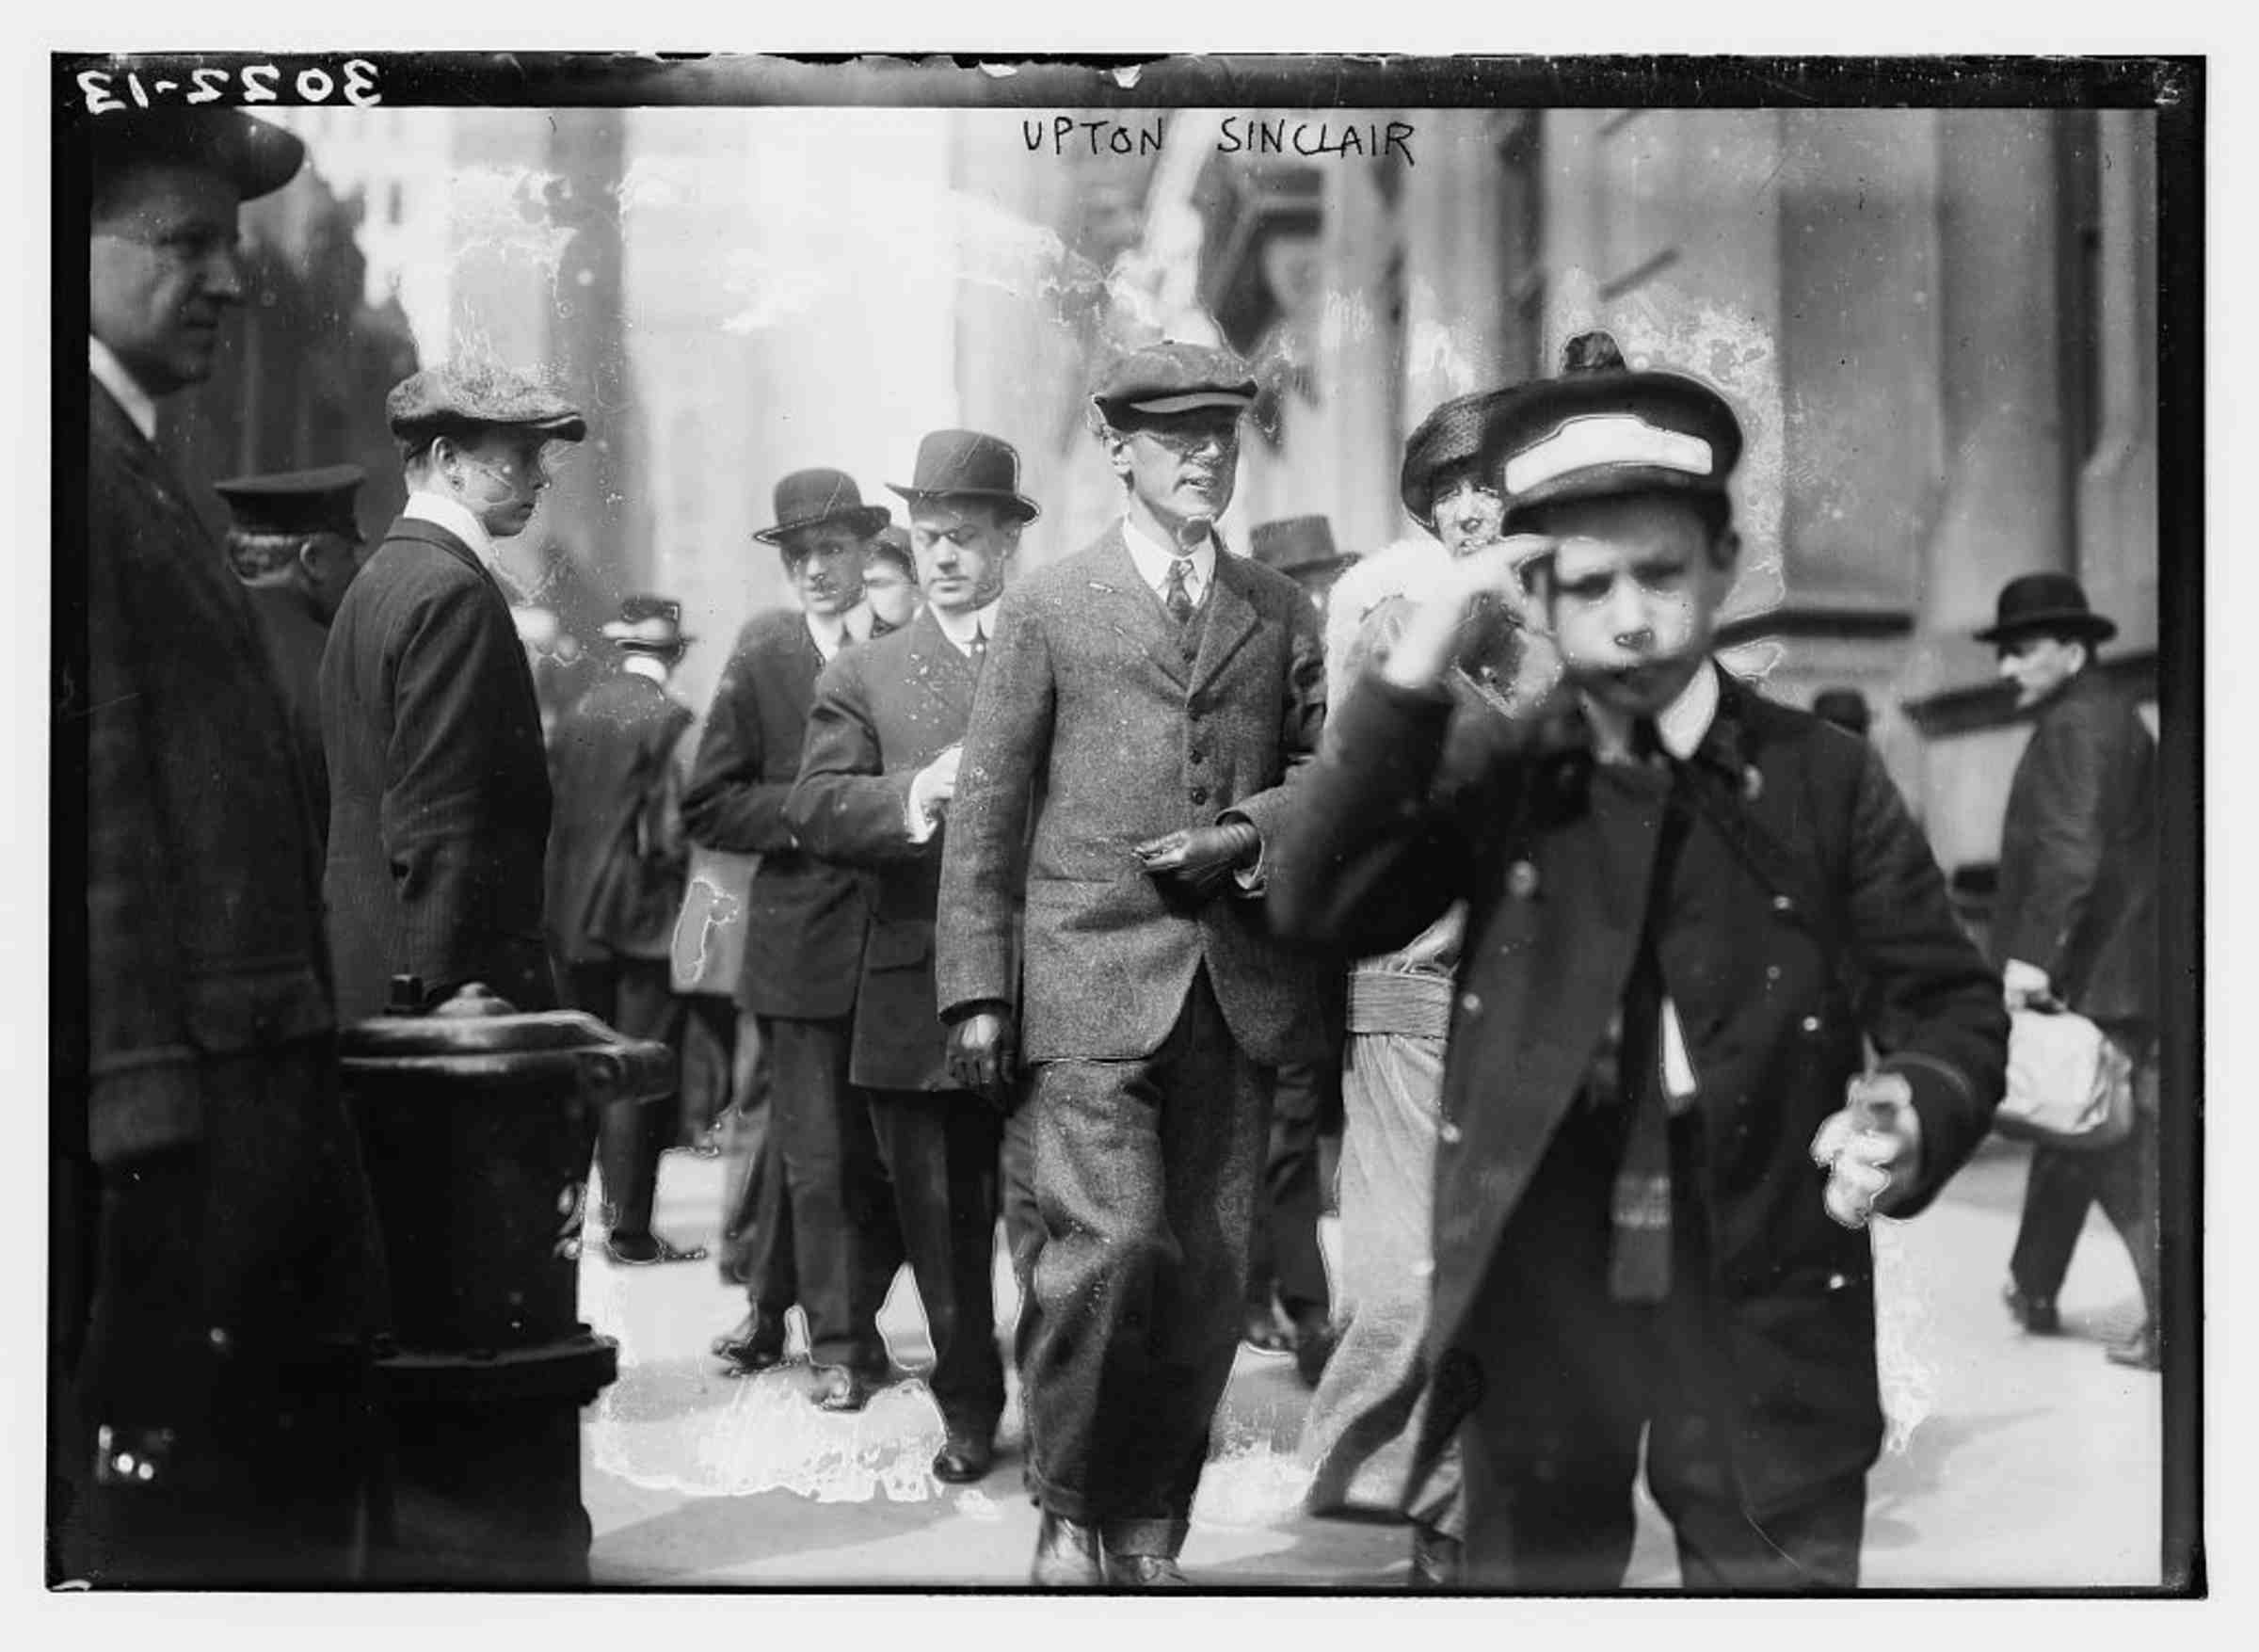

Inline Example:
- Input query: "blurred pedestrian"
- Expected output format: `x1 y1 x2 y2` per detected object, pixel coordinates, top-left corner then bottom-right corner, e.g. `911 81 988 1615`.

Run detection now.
863 523 923 633
687 469 905 1409
321 361 586 1022
937 342 1331 1587
216 464 371 849
1272 332 2008 1591
547 596 712 1268
788 428 1040 1484
1985 573 2161 1370
1813 687 1874 740
1291 391 1533 1588
1240 514 1359 1384
64 107 387 1585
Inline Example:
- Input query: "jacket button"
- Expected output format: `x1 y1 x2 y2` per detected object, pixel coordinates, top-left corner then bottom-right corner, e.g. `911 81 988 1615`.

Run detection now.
1828 1273 1850 1291
1801 1015 1822 1033
1189 747 1206 765
1438 1121 1463 1146
1460 991 1482 1015
1189 785 1209 805
1764 965 1782 983
1772 893 1795 914
1506 859 1540 898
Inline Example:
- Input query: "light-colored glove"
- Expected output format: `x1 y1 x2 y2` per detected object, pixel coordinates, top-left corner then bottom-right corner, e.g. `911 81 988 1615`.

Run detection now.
2002 958 2053 1011
1810 1071 1925 1229
906 744 963 842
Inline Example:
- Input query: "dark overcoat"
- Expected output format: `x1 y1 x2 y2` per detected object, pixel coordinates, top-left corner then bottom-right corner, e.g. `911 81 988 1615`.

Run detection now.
935 526 1332 1067
681 607 872 1019
320 516 555 1021
1991 669 2157 1028
786 606 982 1091
545 669 694 966
74 379 337 1166
1269 664 2008 1519
245 581 333 850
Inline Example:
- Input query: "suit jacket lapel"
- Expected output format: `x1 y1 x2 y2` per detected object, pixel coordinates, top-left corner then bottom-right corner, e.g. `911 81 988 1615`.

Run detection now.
905 606 977 730
1092 525 1192 690
1189 551 1261 698
386 517 498 593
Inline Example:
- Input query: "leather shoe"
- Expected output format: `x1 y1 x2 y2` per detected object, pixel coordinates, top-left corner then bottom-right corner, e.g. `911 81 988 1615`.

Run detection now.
712 1310 789 1374
932 1426 994 1484
1291 1310 1338 1388
2002 1282 2061 1335
1030 1512 1105 1588
2107 1326 2161 1371
1242 1304 1293 1355
606 1230 711 1267
812 1364 881 1413
1107 1554 1189 1587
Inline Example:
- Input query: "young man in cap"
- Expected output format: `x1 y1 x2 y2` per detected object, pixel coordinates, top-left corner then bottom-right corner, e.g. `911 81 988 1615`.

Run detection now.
937 343 1330 1586
65 107 387 1585
1983 572 2161 1371
786 428 1040 1484
321 361 587 1024
216 465 371 847
546 597 712 1269
1271 332 2007 1590
686 469 905 1409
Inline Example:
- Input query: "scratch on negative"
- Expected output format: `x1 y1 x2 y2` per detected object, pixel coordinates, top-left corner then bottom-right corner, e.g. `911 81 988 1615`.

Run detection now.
58 692 143 724
675 875 744 981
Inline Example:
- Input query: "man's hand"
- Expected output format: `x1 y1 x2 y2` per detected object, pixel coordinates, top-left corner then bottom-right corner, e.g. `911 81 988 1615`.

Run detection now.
2002 958 2053 1012
1810 1071 1925 1228
946 1006 1017 1109
1378 535 1557 692
1133 821 1260 899
910 745 963 826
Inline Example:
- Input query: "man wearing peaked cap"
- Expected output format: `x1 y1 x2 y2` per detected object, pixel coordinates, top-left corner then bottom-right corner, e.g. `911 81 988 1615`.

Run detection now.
937 341 1331 1585
787 425 1041 1485
546 596 712 1271
1983 572 2161 1372
216 465 371 849
69 105 389 1584
1272 331 2006 1590
321 361 588 1027
686 466 906 1409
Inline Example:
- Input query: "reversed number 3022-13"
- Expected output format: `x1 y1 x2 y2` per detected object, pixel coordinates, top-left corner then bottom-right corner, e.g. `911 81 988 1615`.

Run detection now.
77 60 380 113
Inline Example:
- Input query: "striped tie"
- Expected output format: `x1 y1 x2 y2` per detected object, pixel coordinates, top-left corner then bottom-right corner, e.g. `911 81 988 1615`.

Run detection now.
1164 557 1194 625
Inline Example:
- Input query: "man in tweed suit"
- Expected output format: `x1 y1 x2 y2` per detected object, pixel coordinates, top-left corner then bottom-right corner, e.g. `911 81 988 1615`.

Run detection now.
937 343 1330 1586
62 108 386 1584
320 362 587 1023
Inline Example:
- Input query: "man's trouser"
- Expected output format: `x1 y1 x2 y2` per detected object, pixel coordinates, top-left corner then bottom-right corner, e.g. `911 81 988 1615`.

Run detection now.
1246 1058 1335 1326
2009 1025 2161 1327
566 958 689 1242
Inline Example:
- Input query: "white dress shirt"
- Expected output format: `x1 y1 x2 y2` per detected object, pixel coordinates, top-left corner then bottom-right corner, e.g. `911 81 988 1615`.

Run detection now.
933 598 1002 655
806 600 874 664
1121 513 1218 609
88 338 157 442
905 600 1002 842
401 489 499 569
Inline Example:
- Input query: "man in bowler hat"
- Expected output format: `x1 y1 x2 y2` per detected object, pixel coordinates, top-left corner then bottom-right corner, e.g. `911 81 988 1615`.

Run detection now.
64 106 387 1584
547 596 713 1268
322 361 586 1023
788 428 1042 1483
937 342 1331 1585
1272 332 2006 1589
1984 572 2161 1370
216 465 371 848
687 469 905 1409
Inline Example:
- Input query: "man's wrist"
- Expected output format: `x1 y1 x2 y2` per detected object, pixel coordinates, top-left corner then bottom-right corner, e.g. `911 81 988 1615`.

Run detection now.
943 999 1011 1027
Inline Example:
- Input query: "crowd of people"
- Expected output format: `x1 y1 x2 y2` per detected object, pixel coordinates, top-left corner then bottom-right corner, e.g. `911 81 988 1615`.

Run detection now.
60 106 2163 1593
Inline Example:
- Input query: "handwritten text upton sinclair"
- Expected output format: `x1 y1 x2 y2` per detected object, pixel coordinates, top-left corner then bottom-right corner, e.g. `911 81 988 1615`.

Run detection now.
1021 114 1417 166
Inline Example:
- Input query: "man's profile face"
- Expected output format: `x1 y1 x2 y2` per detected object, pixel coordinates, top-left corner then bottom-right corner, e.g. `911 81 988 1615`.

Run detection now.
441 428 553 540
1995 632 2086 711
1110 409 1242 536
782 523 870 617
909 498 1019 617
89 164 246 396
299 529 370 623
1430 464 1506 557
1525 492 1736 719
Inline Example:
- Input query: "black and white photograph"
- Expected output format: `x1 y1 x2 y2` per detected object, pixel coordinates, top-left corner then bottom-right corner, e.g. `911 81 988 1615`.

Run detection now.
39 43 2203 1603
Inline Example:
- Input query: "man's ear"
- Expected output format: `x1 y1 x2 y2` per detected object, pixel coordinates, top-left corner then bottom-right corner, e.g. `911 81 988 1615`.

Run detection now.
1710 526 1743 573
1099 428 1131 483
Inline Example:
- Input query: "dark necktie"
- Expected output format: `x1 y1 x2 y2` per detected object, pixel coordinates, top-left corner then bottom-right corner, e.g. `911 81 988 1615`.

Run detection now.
1163 557 1195 625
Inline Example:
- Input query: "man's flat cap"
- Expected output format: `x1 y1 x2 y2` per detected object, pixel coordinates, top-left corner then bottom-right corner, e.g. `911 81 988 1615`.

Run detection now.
82 109 305 202
213 464 366 538
386 362 588 444
1091 341 1258 423
1491 330 1742 521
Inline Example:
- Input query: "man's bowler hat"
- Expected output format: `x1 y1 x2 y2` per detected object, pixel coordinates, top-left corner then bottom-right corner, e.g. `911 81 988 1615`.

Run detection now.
82 109 306 202
213 464 365 539
1976 572 2119 647
602 593 693 653
1091 341 1258 425
753 469 892 545
386 362 588 445
888 429 1040 523
1250 516 1355 583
